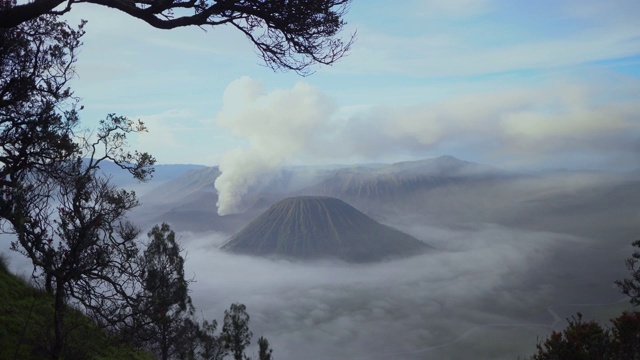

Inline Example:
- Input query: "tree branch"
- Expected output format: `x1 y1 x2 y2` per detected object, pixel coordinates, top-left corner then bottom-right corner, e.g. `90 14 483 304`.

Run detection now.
0 0 353 73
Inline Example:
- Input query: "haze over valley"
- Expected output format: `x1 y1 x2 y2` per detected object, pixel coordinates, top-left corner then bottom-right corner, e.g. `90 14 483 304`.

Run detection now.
6 155 632 359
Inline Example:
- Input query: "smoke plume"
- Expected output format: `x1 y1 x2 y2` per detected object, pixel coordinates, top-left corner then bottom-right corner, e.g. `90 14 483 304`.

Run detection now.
214 77 336 215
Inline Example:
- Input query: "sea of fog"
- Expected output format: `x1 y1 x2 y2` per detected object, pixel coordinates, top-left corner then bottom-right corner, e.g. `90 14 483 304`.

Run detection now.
3 169 638 360
176 221 632 360
2 216 633 359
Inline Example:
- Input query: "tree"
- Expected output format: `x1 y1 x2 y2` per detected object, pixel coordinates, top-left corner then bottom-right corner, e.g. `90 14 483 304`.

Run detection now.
199 319 227 360
222 303 253 360
528 240 640 360
175 317 202 360
1 7 281 360
5 114 154 360
0 9 83 196
133 223 195 360
0 0 354 74
615 239 640 306
528 311 640 360
257 336 273 360
530 313 611 360
609 311 640 359
0 10 158 359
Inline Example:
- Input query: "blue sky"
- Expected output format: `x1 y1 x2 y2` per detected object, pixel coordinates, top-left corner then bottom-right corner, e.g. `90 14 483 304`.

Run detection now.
62 0 640 172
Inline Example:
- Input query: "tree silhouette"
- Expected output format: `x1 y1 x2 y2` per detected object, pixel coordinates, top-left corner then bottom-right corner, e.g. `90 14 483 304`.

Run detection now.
0 0 354 74
6 114 154 360
615 239 640 306
134 223 195 360
222 303 253 360
257 336 273 360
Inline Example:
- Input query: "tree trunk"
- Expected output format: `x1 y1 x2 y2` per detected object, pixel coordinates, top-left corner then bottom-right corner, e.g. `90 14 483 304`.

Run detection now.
50 280 65 360
45 273 53 294
161 321 168 360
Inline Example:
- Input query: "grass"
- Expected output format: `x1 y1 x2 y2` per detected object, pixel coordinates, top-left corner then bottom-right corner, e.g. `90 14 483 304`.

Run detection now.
0 253 152 360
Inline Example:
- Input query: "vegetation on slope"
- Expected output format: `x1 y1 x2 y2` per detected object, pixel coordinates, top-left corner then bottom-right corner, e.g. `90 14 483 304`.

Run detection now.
0 255 151 360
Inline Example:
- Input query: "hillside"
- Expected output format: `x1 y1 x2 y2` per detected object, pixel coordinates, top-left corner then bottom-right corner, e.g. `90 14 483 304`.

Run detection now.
0 256 151 360
222 196 432 262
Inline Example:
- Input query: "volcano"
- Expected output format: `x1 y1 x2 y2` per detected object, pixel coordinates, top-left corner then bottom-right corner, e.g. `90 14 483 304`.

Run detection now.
221 196 431 262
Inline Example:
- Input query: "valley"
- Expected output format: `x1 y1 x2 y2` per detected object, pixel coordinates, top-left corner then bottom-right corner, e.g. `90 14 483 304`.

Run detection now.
123 155 640 359
3 155 637 359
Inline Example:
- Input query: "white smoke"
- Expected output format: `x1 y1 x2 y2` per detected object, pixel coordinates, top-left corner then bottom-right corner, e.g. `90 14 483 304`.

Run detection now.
214 77 336 215
213 76 640 215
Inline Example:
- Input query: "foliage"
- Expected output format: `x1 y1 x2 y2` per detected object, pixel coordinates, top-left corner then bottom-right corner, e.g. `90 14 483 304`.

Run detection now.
0 255 153 360
530 313 611 360
609 310 640 358
529 239 640 360
0 11 82 197
615 239 640 306
0 10 276 360
0 12 155 359
4 113 154 359
222 303 253 360
120 226 270 360
257 336 273 360
0 0 353 74
199 319 227 360
529 311 640 360
132 223 195 360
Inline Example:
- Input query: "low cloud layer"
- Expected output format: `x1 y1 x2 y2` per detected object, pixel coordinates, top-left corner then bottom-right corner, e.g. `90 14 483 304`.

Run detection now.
3 171 636 360
178 220 629 360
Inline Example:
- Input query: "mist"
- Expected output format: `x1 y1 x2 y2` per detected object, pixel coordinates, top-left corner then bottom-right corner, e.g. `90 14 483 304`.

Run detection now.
177 218 631 360
3 160 637 360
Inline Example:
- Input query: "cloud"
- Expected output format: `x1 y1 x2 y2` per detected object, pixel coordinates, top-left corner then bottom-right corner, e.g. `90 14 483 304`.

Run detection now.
413 0 495 18
368 78 637 161
3 158 637 360
176 219 627 360
339 1 640 78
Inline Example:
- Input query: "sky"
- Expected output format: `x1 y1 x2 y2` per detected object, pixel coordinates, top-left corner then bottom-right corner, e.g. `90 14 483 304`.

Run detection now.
61 0 640 172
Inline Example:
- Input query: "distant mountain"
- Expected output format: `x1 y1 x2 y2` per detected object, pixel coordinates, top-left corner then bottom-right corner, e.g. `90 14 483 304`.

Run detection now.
132 167 254 233
151 164 209 182
385 155 496 176
222 196 431 262
299 155 509 203
129 156 516 233
141 166 220 203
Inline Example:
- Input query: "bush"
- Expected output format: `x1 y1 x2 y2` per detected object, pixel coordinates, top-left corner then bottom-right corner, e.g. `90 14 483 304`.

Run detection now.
529 311 640 359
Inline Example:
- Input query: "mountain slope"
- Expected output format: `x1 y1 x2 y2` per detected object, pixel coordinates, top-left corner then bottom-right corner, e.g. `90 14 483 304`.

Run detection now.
222 196 431 262
0 257 151 359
